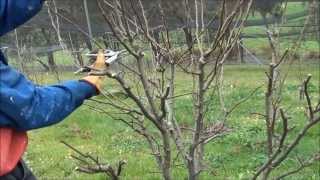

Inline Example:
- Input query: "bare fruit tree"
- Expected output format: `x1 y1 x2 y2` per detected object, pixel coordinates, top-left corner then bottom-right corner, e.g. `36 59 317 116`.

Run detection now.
252 63 320 180
252 0 320 179
80 0 254 179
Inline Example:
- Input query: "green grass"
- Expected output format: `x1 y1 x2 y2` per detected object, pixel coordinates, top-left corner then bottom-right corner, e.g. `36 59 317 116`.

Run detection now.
24 63 320 180
11 2 319 179
243 37 319 56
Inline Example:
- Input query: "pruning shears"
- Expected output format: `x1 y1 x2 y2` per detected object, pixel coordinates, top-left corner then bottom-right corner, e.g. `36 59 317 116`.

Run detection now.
75 49 126 74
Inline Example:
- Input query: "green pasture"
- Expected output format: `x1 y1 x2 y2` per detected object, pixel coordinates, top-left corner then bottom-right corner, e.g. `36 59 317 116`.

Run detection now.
24 63 320 180
7 2 319 179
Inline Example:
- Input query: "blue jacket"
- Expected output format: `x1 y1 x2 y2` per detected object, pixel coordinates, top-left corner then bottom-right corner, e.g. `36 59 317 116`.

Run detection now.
0 0 97 131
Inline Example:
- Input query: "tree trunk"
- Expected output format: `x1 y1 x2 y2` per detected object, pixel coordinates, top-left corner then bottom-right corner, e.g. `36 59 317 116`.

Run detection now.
103 33 110 48
225 0 241 61
188 62 205 180
41 28 57 72
84 37 93 51
47 51 57 72
161 130 172 180
71 33 84 67
183 27 193 50
238 35 244 64
187 160 197 180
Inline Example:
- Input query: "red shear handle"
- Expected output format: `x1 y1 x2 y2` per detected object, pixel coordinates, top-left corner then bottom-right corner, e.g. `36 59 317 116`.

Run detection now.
0 128 28 176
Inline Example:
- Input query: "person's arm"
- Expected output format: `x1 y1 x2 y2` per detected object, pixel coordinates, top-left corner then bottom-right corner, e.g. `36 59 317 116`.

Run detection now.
0 61 98 131
0 0 44 36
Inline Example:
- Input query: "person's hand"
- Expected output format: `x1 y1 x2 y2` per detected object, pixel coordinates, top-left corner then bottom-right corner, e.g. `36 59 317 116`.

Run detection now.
82 50 107 93
90 50 108 70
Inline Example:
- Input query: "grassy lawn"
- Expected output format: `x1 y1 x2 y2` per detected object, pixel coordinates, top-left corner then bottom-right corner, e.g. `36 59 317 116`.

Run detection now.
25 63 320 180
5 2 318 179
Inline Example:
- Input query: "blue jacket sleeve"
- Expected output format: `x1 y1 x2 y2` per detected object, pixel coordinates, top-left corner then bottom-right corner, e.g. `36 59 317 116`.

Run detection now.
0 0 43 36
0 61 97 131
